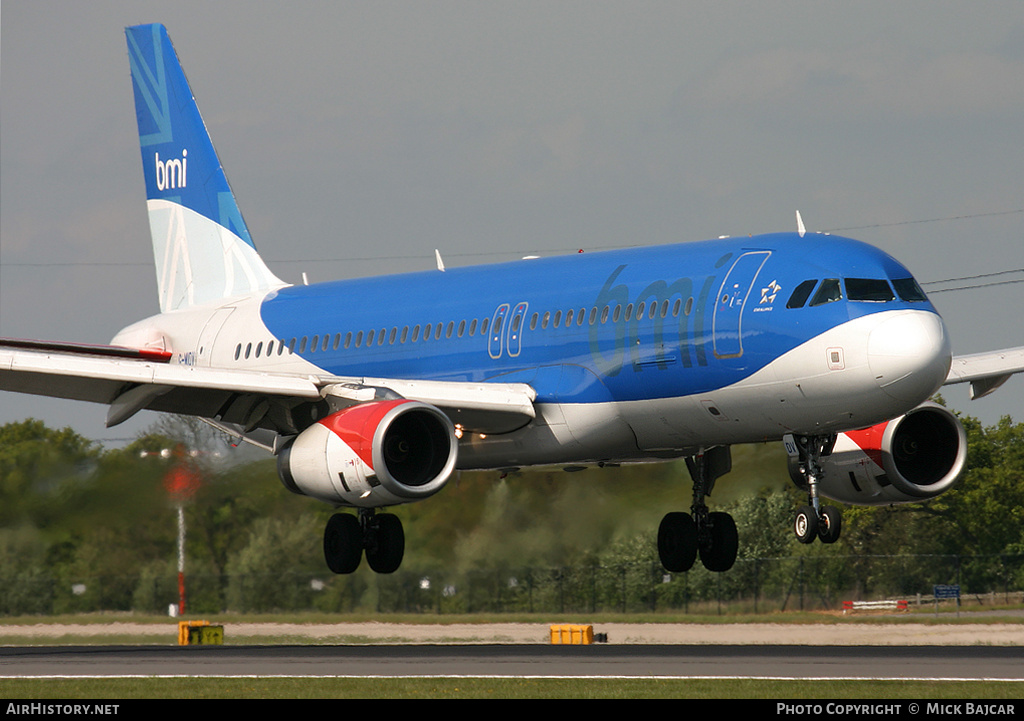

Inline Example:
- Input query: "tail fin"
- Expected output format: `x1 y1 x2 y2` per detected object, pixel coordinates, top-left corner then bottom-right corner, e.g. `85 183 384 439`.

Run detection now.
125 24 286 313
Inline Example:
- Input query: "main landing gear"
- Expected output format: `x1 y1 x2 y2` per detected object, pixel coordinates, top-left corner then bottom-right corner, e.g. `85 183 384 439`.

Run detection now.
787 434 842 545
323 509 405 574
658 446 739 573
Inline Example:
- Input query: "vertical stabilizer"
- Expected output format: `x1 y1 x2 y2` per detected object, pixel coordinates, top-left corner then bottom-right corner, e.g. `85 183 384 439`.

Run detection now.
125 23 286 312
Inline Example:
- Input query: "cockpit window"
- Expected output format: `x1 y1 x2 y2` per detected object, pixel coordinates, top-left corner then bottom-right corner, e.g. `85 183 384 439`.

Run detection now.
809 278 842 306
892 278 928 302
845 278 895 302
786 280 818 309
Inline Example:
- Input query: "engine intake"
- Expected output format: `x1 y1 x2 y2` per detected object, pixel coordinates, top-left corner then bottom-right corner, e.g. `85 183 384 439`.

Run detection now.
789 402 967 505
278 399 458 507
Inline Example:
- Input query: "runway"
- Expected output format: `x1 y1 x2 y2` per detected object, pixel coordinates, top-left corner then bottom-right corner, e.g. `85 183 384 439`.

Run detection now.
2 644 1022 681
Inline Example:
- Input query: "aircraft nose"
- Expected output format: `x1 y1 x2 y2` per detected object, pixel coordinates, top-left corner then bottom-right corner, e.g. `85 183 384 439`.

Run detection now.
868 311 952 403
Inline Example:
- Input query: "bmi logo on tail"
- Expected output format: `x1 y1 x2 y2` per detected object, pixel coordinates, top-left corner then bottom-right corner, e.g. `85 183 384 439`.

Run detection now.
154 150 187 191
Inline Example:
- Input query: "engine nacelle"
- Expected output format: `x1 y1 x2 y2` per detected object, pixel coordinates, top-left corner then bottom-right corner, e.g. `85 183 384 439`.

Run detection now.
277 399 458 507
788 402 967 505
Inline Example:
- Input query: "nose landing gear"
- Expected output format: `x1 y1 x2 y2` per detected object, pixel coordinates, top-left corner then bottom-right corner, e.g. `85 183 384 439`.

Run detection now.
787 434 843 545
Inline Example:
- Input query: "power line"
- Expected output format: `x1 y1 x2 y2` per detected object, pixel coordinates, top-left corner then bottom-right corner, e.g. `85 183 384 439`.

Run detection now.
926 278 1024 294
2 209 1020 297
824 208 1024 233
921 268 1024 286
922 268 1024 294
0 261 152 267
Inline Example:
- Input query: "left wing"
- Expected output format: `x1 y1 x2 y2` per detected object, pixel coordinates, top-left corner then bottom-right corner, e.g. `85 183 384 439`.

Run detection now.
0 340 536 437
944 346 1024 399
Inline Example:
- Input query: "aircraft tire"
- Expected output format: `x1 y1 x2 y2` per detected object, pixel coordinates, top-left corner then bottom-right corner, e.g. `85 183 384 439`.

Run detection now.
324 513 363 574
700 511 738 572
658 512 698 572
366 513 405 574
818 505 842 544
794 505 818 544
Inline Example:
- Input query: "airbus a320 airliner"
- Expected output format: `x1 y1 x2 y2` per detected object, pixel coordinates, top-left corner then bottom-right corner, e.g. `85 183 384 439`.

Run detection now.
3 24 1022 575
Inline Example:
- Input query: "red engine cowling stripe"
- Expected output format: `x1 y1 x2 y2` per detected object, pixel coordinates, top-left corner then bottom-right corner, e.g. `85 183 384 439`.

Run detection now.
317 400 410 472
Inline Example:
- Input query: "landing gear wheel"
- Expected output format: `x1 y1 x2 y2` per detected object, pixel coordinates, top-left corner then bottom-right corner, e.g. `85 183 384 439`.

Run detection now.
324 513 363 574
699 511 738 572
365 513 405 574
789 433 839 546
817 505 842 544
658 512 698 572
794 505 818 544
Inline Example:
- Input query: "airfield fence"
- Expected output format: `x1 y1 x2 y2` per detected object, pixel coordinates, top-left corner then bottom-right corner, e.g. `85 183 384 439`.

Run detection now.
3 553 1023 616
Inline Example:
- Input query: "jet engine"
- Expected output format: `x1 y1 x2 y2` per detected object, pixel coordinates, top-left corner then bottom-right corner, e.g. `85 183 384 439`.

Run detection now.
277 399 458 507
789 402 967 505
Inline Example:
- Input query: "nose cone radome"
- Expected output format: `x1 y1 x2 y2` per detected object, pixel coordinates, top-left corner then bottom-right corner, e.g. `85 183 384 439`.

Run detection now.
868 311 952 403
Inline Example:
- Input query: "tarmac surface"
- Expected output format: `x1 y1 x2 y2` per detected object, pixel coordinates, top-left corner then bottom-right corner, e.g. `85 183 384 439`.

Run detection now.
2 642 1022 680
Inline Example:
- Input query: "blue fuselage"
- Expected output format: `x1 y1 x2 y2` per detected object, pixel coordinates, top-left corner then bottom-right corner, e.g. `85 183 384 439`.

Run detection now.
258 232 940 409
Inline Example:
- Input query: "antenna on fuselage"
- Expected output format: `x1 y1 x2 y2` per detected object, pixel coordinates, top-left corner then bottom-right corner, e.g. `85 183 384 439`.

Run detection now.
796 210 807 238
435 249 446 272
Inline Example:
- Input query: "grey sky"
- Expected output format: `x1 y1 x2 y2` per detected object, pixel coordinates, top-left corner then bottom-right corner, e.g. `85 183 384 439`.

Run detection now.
2 0 1022 445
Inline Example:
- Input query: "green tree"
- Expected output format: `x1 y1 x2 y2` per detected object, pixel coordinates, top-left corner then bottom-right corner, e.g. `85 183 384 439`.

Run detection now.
0 419 100 526
226 514 324 611
922 414 1024 557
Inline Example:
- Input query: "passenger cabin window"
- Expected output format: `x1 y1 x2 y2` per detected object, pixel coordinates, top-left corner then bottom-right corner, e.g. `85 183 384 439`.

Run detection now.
845 278 895 302
893 278 928 302
809 278 842 306
787 279 817 309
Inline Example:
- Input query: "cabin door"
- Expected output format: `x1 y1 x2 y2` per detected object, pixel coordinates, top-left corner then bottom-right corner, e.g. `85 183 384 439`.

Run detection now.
712 251 770 359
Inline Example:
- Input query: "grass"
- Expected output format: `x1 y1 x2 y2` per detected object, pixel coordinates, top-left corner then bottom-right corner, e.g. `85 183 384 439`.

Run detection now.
2 677 1022 700
2 607 1022 630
